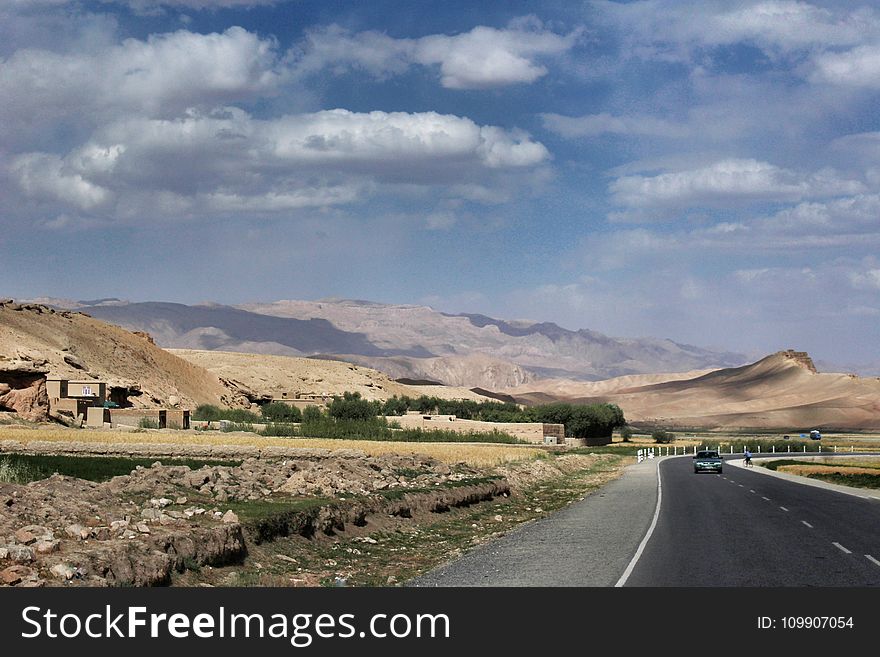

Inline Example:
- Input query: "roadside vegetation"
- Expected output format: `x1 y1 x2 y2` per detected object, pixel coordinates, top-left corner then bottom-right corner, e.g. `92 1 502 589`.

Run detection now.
760 458 880 489
0 453 240 483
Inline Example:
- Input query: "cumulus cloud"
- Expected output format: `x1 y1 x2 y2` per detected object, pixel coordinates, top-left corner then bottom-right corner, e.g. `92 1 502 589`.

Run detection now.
297 20 580 89
0 27 285 144
541 112 688 138
8 108 548 222
609 158 864 210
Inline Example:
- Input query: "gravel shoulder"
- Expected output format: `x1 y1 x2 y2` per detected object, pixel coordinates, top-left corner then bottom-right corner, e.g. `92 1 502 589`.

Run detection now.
410 457 661 587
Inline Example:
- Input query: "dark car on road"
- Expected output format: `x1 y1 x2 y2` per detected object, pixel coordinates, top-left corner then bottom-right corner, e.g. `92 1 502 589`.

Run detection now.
693 449 723 474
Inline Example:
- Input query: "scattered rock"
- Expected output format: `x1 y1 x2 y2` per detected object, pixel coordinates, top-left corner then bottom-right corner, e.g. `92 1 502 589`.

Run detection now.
6 546 35 563
494 515 503 522
221 510 239 524
13 528 37 545
353 536 378 544
35 540 60 554
65 524 85 539
50 564 75 580
1 565 30 585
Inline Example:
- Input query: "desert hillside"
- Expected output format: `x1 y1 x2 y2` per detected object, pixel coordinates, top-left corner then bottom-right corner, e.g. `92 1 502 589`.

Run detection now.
534 350 880 431
168 349 499 403
0 300 248 418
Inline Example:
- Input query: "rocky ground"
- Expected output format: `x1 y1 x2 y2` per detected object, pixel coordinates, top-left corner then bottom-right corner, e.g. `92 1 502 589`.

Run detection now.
0 451 487 587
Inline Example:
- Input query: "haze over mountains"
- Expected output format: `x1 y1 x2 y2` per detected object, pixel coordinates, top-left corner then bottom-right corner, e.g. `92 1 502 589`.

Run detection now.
36 297 747 388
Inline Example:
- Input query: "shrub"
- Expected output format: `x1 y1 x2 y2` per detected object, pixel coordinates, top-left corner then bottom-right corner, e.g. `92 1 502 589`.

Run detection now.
138 417 159 429
261 422 300 437
652 429 675 444
193 404 260 423
620 426 633 442
302 405 324 423
261 402 302 423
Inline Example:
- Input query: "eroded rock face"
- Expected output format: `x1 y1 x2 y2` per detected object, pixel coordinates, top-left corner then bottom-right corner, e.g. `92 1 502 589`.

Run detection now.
0 372 48 421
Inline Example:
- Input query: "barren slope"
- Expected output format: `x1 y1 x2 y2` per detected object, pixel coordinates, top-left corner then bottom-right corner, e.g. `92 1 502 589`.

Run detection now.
169 350 498 403
538 351 880 430
0 301 243 411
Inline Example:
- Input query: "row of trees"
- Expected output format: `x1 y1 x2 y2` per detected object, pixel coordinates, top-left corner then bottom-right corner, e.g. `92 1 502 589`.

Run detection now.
326 393 626 440
195 393 627 441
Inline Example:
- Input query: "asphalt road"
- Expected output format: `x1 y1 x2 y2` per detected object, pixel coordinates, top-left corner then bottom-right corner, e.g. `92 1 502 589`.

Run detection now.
624 455 880 586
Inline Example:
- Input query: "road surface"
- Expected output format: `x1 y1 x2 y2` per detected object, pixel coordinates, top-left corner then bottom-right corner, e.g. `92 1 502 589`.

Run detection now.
413 453 880 587
624 456 880 586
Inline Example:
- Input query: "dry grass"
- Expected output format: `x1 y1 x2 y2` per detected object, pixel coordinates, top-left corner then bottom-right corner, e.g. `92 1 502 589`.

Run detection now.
777 464 880 477
0 426 542 467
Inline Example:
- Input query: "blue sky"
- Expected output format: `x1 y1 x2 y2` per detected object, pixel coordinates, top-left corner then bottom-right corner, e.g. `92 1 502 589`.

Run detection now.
3 1 880 371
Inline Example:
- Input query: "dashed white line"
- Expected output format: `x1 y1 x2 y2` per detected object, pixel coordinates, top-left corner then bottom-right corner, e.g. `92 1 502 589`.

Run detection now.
762 496 771 501
749 489 756 493
832 542 851 554
738 484 744 488
801 520 814 528
779 506 789 512
866 555 880 567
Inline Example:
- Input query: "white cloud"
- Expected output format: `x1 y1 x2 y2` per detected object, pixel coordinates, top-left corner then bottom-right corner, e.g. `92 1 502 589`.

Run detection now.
298 20 580 89
541 112 688 138
768 194 880 230
11 152 113 210
596 0 880 60
849 269 880 290
0 27 285 144
610 158 864 209
8 107 548 222
811 45 880 87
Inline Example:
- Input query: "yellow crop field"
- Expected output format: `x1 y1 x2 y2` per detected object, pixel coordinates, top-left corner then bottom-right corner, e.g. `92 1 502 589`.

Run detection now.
0 426 543 467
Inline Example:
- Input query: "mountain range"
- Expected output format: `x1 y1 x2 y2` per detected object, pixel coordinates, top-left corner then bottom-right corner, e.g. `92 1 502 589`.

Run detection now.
31 297 747 388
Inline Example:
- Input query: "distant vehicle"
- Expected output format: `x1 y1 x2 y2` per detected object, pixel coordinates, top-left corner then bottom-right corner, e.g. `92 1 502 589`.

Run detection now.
693 449 723 474
783 435 790 440
810 429 821 440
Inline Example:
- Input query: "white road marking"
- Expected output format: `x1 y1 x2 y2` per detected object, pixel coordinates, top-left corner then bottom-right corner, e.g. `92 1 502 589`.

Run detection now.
749 489 756 493
801 521 814 528
762 496 771 501
779 506 789 511
738 484 744 488
832 542 851 554
866 555 880 567
616 461 663 587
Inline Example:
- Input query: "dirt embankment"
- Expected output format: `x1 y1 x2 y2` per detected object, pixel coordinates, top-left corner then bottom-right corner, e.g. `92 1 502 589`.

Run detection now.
0 449 619 587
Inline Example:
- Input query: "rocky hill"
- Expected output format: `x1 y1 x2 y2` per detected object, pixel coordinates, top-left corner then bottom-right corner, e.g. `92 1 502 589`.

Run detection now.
532 350 880 431
0 300 249 419
42 297 746 387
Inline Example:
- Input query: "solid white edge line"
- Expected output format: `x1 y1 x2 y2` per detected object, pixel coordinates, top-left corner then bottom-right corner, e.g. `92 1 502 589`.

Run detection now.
615 459 663 587
866 555 880 567
832 542 851 554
